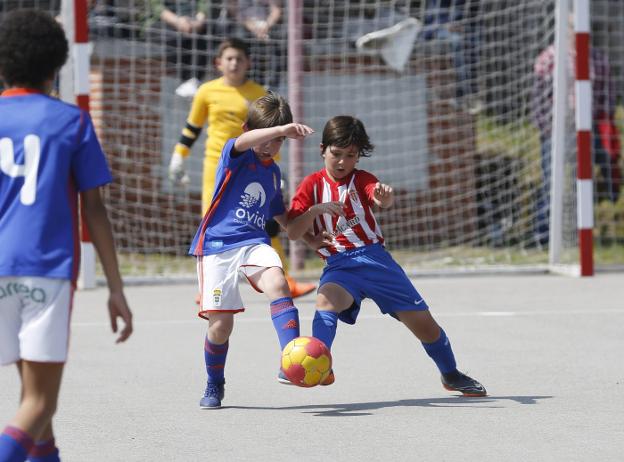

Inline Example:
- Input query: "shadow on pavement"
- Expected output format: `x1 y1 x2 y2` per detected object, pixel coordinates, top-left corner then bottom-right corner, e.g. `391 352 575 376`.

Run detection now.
224 395 553 416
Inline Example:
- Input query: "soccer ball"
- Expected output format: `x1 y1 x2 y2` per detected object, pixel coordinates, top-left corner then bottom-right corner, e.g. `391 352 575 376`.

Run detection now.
281 336 332 387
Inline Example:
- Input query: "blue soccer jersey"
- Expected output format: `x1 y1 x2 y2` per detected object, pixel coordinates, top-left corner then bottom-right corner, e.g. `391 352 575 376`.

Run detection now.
0 89 113 281
190 138 285 256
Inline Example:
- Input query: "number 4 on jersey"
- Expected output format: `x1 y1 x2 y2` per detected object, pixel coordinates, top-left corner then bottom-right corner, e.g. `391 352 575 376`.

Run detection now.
0 135 40 205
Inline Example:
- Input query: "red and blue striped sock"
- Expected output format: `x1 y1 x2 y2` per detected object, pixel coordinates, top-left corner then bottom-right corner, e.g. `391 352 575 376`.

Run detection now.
204 337 228 384
270 297 300 350
0 426 34 462
27 438 59 462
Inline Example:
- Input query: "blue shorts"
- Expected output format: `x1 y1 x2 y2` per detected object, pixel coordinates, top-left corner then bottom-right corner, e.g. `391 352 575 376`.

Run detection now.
319 244 429 324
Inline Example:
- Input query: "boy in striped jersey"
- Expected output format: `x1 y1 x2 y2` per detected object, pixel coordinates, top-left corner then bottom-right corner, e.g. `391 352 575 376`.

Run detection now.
287 115 486 396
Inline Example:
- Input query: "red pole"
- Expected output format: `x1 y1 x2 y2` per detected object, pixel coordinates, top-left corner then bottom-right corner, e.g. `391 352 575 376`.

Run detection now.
73 0 92 243
574 1 594 276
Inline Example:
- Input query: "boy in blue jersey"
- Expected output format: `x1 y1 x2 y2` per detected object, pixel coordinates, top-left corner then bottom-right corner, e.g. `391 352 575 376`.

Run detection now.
0 10 133 462
189 91 314 409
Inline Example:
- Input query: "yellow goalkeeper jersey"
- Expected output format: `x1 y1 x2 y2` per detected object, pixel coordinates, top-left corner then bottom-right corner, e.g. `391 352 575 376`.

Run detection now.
184 77 267 160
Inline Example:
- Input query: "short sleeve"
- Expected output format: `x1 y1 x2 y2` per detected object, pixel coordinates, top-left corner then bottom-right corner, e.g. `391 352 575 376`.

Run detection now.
270 188 286 217
220 138 251 169
288 175 316 220
357 170 380 204
71 111 113 192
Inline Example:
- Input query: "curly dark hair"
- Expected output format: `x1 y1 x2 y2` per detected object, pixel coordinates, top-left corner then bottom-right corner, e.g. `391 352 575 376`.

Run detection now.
321 115 374 157
0 9 68 88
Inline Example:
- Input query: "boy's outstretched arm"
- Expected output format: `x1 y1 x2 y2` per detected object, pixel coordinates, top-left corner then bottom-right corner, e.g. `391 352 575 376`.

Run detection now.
372 182 394 208
234 123 314 153
286 202 345 241
81 188 133 343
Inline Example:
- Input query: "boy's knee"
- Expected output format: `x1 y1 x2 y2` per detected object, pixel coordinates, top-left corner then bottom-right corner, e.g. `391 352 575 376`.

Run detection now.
208 316 234 341
21 395 57 422
316 292 336 311
262 267 289 294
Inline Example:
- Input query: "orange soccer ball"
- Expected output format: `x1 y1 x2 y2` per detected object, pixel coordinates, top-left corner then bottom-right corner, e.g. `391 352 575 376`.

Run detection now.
281 336 332 387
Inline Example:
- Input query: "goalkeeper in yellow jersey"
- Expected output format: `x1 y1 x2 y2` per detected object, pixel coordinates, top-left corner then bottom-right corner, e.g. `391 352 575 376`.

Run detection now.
168 37 315 298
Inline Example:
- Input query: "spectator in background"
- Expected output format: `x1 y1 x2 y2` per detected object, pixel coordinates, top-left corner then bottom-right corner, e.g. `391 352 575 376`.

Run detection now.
531 29 621 245
87 0 133 39
152 1 238 98
155 0 209 97
235 0 285 89
419 0 483 114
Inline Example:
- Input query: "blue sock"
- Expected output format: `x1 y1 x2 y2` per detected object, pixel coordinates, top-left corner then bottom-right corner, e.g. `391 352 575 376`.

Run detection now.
312 310 338 350
0 426 33 462
270 297 300 350
204 337 228 384
421 329 457 374
28 438 59 462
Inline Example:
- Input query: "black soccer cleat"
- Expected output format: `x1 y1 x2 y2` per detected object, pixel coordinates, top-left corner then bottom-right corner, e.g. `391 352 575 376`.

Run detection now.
441 370 487 397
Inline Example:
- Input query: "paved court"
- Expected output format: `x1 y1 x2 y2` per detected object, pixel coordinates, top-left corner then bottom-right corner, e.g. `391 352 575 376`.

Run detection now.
1 273 623 461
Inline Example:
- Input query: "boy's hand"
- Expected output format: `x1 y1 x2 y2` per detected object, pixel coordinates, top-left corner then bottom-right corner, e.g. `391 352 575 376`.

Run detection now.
373 182 394 207
108 291 133 343
312 201 345 217
305 231 334 250
282 123 314 140
169 152 190 186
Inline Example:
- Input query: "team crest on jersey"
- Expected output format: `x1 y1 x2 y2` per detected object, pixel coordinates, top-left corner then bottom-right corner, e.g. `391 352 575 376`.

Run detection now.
349 190 360 204
212 289 222 306
239 182 266 208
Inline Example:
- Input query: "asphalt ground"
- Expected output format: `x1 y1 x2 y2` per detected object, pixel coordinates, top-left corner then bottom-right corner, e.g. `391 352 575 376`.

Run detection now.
1 273 623 461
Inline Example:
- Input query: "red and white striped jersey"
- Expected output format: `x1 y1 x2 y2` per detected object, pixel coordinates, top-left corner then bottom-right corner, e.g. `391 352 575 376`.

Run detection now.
288 168 384 258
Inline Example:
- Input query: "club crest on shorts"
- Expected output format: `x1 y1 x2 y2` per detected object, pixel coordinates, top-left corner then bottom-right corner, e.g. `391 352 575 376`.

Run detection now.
212 289 222 307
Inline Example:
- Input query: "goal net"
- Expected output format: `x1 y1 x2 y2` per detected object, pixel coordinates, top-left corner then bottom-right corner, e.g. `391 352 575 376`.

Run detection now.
2 0 622 281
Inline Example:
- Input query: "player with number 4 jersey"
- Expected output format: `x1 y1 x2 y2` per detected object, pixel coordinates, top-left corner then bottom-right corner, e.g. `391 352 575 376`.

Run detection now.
0 10 132 462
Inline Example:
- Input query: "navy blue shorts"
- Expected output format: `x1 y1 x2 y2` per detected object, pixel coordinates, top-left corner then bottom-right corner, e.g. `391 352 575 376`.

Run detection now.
319 244 429 324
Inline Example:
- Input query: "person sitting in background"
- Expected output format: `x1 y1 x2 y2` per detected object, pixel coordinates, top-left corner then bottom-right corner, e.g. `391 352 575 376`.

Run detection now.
419 0 483 114
235 0 285 90
153 0 209 98
531 28 621 245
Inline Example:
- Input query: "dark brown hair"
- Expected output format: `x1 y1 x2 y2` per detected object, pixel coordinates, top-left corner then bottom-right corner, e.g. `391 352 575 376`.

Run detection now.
216 37 250 58
246 91 293 130
321 115 374 157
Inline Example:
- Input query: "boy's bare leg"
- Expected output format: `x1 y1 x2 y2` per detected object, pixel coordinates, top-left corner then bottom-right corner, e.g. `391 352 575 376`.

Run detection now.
247 266 290 300
316 283 353 312
206 312 234 345
12 361 64 441
395 310 441 344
